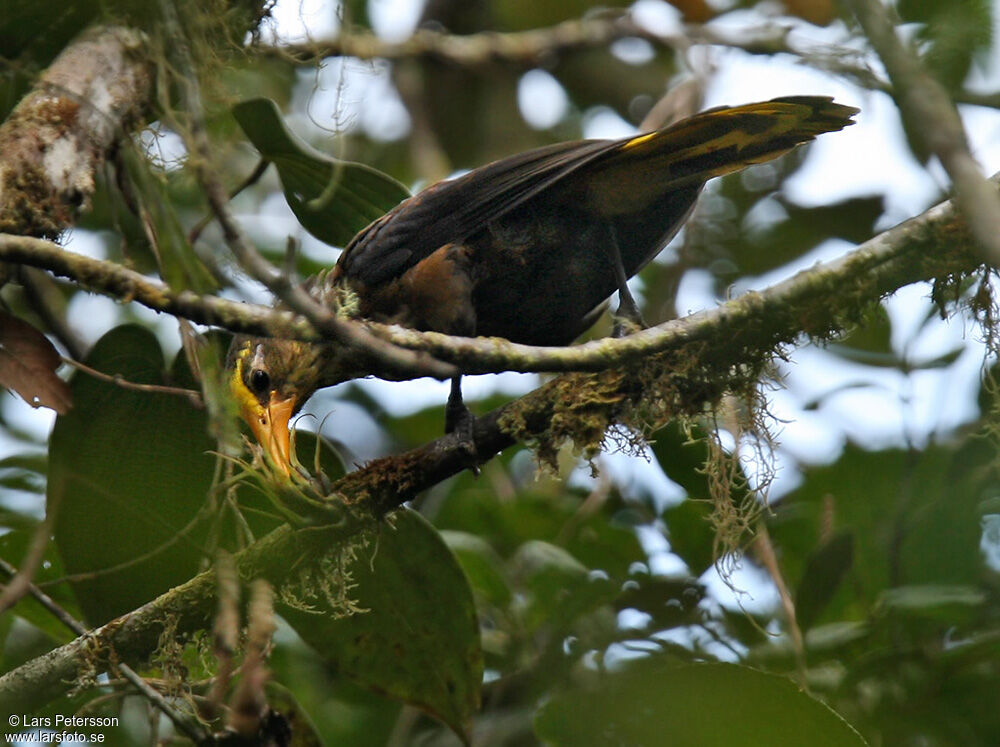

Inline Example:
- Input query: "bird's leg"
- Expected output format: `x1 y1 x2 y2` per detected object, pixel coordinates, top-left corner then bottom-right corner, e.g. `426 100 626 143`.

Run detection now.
445 375 480 474
604 224 646 337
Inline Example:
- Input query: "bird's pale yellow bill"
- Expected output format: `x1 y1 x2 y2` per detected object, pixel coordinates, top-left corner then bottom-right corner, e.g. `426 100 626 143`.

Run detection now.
240 393 296 477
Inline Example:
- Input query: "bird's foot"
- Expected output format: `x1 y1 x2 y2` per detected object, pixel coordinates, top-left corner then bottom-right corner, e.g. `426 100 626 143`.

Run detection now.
612 281 646 337
612 309 646 338
445 400 481 477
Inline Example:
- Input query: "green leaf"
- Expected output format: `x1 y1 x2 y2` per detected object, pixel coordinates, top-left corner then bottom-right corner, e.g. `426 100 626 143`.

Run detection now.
232 98 410 246
118 146 218 293
513 540 587 588
830 304 892 363
743 194 884 277
269 634 403 747
899 0 993 89
434 480 644 579
767 440 992 625
650 421 712 498
0 528 81 644
661 499 716 576
48 325 216 624
279 509 482 740
795 531 854 631
512 540 618 634
804 621 871 653
441 530 512 609
534 660 867 746
613 574 705 631
876 585 987 623
0 452 46 494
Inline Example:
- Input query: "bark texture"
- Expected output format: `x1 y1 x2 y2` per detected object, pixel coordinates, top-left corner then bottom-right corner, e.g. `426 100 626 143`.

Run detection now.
0 26 153 237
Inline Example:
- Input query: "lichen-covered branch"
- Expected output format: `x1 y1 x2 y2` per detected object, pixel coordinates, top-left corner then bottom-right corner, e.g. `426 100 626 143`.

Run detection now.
257 14 1000 112
0 26 153 237
0 175 985 381
0 233 299 332
376 191 982 373
263 14 671 68
0 233 450 381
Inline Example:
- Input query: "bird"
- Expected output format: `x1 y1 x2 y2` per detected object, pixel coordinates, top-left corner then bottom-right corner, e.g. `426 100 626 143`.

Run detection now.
227 95 858 475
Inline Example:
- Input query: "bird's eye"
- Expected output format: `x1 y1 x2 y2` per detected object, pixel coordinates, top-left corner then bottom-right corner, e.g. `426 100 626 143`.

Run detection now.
249 369 271 394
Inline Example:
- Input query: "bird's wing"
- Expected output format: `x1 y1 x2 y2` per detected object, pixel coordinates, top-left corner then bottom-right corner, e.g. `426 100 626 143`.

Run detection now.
337 138 619 287
337 96 858 287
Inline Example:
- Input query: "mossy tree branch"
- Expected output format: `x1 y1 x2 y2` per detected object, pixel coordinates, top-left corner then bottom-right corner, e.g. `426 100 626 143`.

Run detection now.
0 175 987 381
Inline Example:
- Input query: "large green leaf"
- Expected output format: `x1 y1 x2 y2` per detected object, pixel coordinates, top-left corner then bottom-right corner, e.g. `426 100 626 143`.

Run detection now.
278 509 482 740
535 660 867 746
48 325 216 624
232 98 409 247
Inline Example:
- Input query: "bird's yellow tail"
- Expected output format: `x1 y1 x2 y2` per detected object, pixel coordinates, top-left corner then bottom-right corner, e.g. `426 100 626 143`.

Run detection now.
616 95 858 181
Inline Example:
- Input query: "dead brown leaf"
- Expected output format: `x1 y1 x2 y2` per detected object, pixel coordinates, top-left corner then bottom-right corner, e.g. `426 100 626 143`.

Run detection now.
0 311 72 414
783 0 837 26
665 0 715 23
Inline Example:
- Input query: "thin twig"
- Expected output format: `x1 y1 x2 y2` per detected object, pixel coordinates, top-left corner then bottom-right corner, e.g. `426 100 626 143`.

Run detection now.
61 356 204 405
752 523 807 685
0 559 81 634
262 15 801 71
17 267 86 360
0 558 210 743
0 514 55 616
188 158 271 246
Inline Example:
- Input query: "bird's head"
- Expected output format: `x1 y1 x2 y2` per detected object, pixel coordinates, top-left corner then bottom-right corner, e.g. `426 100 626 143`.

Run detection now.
227 335 330 475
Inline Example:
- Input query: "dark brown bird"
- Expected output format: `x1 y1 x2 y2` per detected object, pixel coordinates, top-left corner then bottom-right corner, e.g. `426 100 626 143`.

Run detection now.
228 96 858 474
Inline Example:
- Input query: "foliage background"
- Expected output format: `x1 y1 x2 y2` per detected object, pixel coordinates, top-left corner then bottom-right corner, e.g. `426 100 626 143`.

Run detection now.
2 0 1000 744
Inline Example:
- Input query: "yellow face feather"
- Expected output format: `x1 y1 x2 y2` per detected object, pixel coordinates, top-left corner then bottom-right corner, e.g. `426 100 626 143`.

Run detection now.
228 337 297 476
229 339 261 416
